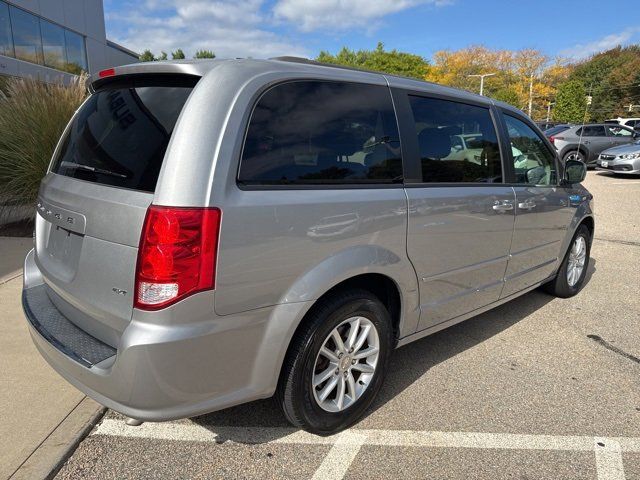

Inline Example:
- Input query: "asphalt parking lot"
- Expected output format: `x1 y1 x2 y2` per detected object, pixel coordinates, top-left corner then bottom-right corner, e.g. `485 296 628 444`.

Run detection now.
56 171 640 480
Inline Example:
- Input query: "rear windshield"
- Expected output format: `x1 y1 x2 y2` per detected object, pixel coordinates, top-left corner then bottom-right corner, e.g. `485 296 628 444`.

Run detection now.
52 76 198 192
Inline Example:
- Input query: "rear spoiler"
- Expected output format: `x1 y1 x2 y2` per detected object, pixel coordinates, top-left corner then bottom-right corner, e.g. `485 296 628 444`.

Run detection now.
86 61 222 92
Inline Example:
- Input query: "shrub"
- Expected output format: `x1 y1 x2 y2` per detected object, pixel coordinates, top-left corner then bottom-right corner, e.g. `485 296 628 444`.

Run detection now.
0 75 87 222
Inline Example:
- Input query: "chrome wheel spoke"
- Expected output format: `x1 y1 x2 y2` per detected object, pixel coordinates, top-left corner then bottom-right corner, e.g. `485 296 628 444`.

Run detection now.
318 375 339 402
313 365 337 387
331 330 346 354
346 371 357 400
335 376 346 410
352 324 371 354
346 317 360 350
353 346 378 360
320 346 339 363
352 362 375 374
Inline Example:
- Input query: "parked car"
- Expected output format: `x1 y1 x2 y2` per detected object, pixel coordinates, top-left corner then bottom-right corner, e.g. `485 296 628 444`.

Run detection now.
21 58 594 435
605 117 640 129
551 123 639 167
596 140 640 175
536 121 565 131
543 124 572 140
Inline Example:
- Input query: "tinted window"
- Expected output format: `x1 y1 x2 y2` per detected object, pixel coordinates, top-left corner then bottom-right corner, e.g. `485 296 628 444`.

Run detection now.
52 77 197 192
40 20 66 70
10 6 42 64
239 81 402 185
577 125 606 137
408 96 502 183
0 1 13 58
504 115 556 186
64 29 86 74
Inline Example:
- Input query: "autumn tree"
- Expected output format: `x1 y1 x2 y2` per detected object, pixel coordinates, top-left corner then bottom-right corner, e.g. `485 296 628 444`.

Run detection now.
317 42 429 80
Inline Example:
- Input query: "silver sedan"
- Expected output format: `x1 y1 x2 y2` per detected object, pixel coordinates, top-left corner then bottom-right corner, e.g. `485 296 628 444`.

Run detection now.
596 141 640 175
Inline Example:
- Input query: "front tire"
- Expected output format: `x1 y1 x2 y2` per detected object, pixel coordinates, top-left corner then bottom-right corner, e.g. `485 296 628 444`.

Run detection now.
542 224 592 298
277 290 393 435
563 150 586 164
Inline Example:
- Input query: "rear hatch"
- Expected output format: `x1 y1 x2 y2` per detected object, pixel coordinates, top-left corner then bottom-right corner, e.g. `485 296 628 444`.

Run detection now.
34 74 199 346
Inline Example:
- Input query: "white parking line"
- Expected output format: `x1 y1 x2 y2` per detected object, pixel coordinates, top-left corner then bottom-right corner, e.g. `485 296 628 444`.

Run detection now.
595 438 626 480
93 420 637 479
311 431 367 480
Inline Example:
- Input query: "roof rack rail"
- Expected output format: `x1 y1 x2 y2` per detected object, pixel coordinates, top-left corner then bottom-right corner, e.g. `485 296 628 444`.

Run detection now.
269 56 391 77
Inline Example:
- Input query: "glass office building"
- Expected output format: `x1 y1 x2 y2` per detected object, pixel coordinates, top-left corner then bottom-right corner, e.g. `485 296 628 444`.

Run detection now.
0 0 137 81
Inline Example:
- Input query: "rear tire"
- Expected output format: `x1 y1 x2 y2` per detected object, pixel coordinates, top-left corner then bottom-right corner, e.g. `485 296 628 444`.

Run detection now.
563 150 586 164
542 224 592 298
277 289 393 435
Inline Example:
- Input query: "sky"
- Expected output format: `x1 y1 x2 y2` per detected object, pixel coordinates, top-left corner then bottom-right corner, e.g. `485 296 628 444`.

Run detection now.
103 0 639 62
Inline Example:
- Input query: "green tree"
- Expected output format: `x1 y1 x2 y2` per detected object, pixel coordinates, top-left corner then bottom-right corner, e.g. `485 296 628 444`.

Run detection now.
157 51 168 61
491 87 520 107
194 49 216 59
317 42 429 80
139 49 155 62
553 80 587 123
172 49 186 60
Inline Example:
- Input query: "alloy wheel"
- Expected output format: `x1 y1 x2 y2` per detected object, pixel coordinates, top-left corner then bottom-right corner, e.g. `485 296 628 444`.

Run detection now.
312 316 380 413
567 236 587 287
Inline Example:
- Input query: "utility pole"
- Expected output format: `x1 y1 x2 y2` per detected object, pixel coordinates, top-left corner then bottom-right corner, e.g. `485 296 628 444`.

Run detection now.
546 102 555 122
467 73 496 96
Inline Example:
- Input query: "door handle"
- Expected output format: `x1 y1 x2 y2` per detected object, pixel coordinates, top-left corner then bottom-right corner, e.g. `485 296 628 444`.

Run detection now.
518 200 536 210
492 201 514 212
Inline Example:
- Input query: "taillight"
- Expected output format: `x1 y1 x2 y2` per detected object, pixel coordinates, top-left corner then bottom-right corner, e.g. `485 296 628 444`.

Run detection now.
134 206 221 310
549 136 555 144
98 68 116 78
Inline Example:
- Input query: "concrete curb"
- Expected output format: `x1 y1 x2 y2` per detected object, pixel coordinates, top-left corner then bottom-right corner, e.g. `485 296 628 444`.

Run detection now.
9 398 106 480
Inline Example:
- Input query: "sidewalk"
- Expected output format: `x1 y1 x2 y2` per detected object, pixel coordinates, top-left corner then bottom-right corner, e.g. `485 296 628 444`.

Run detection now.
0 238 104 479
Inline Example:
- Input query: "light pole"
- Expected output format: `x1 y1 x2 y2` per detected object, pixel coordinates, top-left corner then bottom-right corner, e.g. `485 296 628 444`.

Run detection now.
546 102 555 123
467 73 496 96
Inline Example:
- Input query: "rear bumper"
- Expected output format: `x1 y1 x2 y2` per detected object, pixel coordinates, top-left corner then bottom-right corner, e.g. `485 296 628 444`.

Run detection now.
22 249 312 421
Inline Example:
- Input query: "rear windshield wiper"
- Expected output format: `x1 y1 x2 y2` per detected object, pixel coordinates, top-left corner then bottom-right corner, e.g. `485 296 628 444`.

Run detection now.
60 161 130 179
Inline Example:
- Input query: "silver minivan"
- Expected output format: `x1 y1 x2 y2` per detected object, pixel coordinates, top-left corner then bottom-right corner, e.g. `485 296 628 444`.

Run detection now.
22 58 594 434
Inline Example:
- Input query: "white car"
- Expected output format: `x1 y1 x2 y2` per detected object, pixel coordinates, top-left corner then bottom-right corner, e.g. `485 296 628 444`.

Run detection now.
605 117 640 130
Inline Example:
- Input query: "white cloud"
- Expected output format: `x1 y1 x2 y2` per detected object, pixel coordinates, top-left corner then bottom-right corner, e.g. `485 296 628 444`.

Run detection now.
273 0 451 32
560 27 639 60
106 0 309 59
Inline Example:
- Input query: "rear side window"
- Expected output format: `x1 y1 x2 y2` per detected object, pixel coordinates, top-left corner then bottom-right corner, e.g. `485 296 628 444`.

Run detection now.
408 96 502 183
238 81 402 185
52 76 197 192
576 125 605 137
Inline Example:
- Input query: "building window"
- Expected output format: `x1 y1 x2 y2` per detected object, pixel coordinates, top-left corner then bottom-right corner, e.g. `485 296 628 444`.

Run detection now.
40 20 66 70
0 1 13 58
9 5 43 65
63 29 87 73
0 3 88 74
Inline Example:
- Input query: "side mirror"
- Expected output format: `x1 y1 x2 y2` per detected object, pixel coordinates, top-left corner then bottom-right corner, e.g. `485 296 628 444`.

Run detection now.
564 159 587 184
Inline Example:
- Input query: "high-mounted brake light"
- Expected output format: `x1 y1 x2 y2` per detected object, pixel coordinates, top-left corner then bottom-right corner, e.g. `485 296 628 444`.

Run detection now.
134 206 222 310
98 68 116 78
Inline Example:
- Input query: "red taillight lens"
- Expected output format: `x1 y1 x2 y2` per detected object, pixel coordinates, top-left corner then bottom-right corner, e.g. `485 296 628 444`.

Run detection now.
549 136 555 144
134 206 221 310
98 68 116 78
